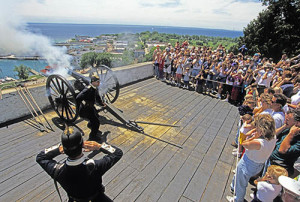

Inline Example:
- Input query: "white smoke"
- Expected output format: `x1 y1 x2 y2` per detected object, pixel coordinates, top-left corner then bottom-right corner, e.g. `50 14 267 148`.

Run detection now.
0 0 72 71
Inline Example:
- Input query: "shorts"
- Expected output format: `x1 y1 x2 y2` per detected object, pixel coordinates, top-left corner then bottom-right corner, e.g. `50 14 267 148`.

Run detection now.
166 65 172 74
176 74 182 79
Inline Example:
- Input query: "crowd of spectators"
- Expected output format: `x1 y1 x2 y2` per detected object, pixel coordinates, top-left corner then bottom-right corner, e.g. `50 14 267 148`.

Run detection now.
152 42 300 106
153 42 300 202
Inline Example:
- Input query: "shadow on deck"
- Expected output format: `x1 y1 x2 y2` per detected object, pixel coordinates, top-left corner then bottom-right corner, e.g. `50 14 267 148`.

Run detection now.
0 78 256 202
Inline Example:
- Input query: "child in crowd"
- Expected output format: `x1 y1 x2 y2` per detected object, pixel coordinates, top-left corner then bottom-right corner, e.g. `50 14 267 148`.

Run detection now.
232 114 255 157
183 67 190 89
246 84 259 102
231 70 244 105
175 60 183 87
195 69 206 94
251 165 288 202
231 96 255 148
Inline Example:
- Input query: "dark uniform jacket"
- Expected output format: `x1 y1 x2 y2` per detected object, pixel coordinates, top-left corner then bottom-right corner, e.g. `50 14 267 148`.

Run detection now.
36 145 123 200
76 85 104 137
76 85 103 112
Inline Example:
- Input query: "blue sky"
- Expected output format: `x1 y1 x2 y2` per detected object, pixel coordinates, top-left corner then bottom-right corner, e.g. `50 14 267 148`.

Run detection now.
9 0 265 31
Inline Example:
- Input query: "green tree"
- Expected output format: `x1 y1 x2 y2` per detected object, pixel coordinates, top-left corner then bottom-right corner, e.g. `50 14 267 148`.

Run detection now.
80 52 98 68
238 0 300 60
121 50 134 66
96 52 113 67
14 64 30 80
80 52 113 68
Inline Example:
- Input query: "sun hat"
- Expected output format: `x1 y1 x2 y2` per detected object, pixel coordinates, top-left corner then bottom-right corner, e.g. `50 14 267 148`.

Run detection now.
279 176 300 197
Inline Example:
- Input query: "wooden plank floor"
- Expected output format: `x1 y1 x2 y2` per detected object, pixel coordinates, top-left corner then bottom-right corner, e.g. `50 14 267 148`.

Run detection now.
0 78 257 202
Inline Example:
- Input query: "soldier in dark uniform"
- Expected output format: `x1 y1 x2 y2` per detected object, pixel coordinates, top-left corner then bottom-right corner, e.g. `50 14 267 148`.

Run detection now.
36 126 123 202
76 75 104 140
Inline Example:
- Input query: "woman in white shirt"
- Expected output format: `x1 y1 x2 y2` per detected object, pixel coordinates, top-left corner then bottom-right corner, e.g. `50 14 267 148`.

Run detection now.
227 114 277 202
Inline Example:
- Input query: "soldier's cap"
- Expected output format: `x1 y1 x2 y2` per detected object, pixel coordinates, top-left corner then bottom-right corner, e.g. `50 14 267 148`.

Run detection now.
91 75 100 82
61 126 83 158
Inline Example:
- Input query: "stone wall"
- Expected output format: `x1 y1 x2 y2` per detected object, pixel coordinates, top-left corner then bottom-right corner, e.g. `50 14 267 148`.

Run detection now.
0 62 153 124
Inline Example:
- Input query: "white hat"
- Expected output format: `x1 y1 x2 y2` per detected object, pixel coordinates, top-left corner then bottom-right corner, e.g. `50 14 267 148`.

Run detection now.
279 176 300 197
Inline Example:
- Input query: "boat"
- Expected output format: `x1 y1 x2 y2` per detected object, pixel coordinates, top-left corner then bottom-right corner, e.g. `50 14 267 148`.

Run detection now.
5 76 16 81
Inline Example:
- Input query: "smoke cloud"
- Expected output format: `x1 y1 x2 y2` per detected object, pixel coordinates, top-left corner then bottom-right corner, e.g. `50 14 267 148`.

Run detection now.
0 0 71 70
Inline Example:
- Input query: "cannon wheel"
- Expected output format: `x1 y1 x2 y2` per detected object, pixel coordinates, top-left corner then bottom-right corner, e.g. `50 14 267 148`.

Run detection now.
89 65 120 103
46 74 78 122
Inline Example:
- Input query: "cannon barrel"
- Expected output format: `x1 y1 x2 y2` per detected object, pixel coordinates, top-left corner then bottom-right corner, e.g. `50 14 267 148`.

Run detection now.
68 69 90 85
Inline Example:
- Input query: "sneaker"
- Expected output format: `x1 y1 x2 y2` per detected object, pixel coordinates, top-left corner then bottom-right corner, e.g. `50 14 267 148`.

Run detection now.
223 98 229 102
216 93 221 99
226 195 235 202
232 148 238 152
231 141 238 148
250 193 254 199
232 169 236 174
232 151 242 158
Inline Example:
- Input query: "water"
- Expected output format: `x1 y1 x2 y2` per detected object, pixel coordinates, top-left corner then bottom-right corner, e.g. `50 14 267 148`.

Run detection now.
28 23 243 42
1 23 243 78
0 59 48 79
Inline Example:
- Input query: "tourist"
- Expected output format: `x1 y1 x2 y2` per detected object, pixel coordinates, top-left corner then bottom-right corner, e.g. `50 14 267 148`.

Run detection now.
253 93 273 116
163 49 172 81
251 165 288 202
153 51 162 79
232 114 255 158
216 62 231 99
279 176 300 202
182 67 190 89
230 69 244 105
256 63 274 95
269 108 300 177
227 114 277 202
175 59 183 87
270 93 287 129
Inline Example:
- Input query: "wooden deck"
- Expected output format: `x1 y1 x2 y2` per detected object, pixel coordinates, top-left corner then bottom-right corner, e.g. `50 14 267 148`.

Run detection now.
0 78 255 202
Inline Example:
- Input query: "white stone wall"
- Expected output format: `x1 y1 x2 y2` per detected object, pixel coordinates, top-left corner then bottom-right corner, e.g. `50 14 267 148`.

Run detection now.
0 62 153 124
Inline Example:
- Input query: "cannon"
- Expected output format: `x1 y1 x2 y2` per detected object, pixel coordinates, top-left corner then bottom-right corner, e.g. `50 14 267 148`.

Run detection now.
46 65 119 122
46 65 182 148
